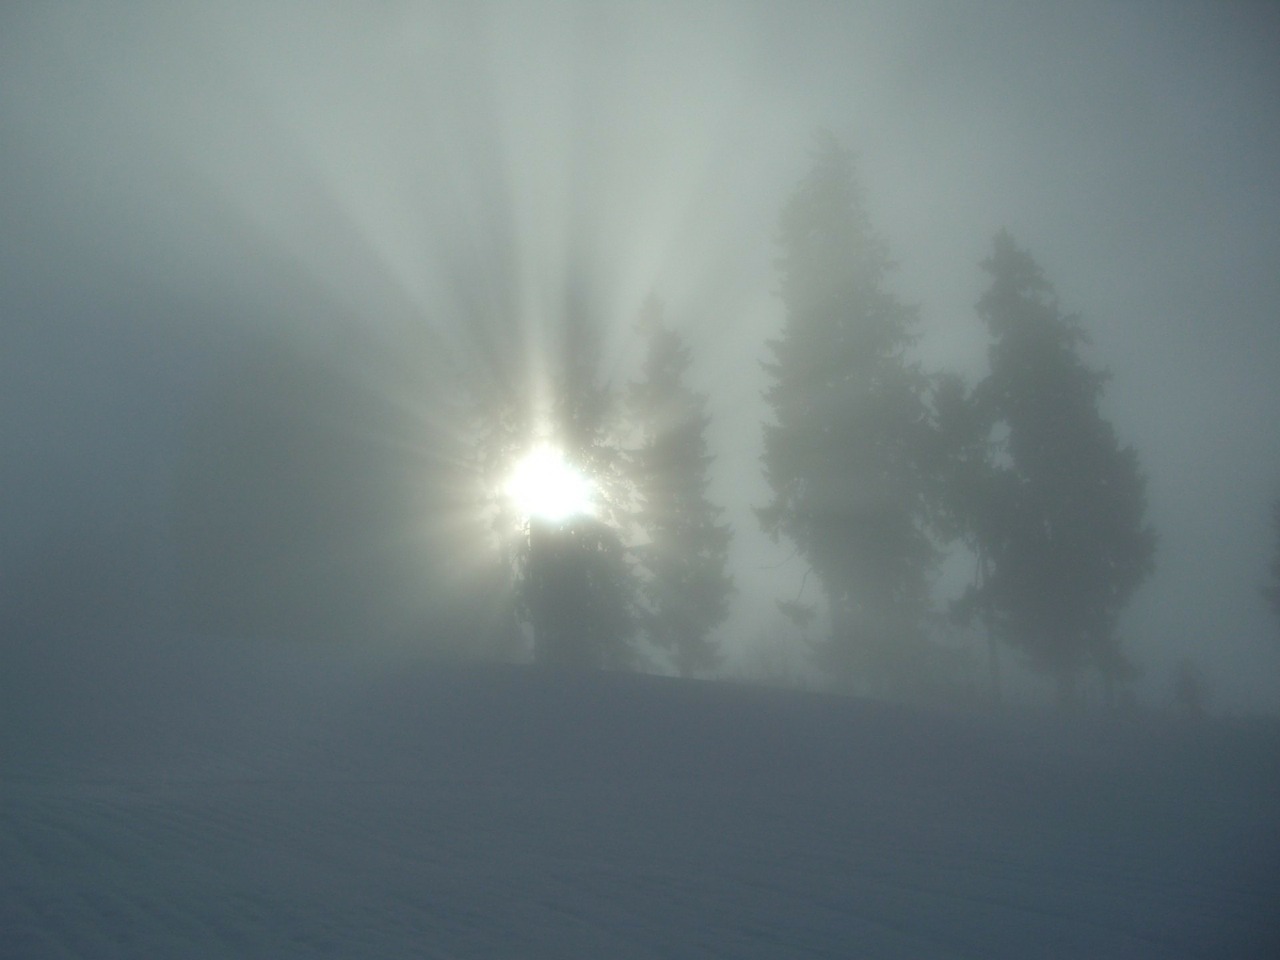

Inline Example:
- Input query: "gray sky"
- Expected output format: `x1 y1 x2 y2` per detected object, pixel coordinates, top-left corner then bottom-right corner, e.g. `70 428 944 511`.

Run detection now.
4 1 1279 710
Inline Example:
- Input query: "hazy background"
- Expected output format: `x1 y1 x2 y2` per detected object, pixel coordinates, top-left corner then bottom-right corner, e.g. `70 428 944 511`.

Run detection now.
3 1 1279 711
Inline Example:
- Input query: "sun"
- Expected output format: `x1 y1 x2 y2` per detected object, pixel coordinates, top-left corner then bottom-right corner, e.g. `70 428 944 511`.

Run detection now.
505 445 595 523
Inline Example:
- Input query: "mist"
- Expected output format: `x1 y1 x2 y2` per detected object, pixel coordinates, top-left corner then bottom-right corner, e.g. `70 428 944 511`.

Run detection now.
6 4 1280 955
4 0 1280 715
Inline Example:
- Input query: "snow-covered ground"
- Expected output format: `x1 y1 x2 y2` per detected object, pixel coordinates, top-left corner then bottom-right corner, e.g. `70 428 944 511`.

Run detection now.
3 640 1278 958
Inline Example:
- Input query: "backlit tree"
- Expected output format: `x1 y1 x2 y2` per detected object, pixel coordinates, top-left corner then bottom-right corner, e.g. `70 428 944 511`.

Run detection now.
628 300 733 676
759 133 936 693
971 231 1156 706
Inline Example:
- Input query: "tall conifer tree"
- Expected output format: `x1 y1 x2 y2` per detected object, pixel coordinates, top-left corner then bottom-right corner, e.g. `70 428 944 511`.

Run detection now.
972 231 1156 706
629 301 733 676
759 133 935 693
523 296 637 669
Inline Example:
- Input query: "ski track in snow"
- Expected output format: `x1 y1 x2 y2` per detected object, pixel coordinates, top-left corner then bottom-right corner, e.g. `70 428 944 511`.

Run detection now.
3 664 1278 959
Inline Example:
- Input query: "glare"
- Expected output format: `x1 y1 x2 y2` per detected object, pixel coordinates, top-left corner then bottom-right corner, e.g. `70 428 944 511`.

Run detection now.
506 445 595 522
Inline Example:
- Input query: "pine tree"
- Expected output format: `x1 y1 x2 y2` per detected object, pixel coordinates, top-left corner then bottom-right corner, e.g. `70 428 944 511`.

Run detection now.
523 512 634 668
972 230 1156 706
929 371 1008 703
628 300 733 676
513 293 638 669
759 133 936 693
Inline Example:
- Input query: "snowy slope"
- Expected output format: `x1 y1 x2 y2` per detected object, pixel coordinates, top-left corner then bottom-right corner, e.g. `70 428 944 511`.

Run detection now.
3 643 1278 959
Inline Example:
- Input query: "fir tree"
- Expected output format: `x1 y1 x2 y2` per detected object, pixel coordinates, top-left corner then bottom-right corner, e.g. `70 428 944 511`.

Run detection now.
628 300 733 676
972 231 1156 706
513 291 638 669
523 512 635 669
759 133 936 693
929 371 1008 703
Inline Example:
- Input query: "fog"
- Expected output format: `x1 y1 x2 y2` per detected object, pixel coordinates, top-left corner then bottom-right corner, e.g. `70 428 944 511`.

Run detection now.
4 1 1280 713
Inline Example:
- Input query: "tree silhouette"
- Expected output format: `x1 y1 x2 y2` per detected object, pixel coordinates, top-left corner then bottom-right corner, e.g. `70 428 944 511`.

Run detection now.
929 371 1008 703
759 133 936 694
501 294 639 669
628 300 733 676
522 513 634 668
970 231 1156 707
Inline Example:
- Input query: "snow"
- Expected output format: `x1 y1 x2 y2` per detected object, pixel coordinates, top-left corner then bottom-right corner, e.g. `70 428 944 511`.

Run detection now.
3 641 1278 958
